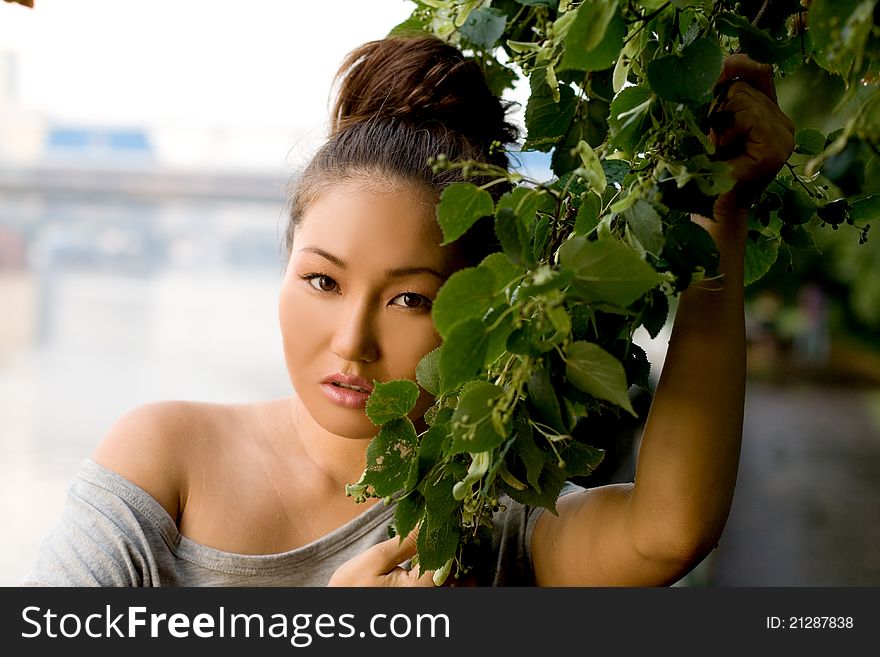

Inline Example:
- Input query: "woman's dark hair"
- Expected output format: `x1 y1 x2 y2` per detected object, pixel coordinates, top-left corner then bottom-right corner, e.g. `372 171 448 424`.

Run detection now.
284 35 519 266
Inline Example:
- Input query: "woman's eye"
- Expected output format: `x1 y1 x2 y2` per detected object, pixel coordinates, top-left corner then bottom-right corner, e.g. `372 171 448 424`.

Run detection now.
307 275 338 292
392 293 431 309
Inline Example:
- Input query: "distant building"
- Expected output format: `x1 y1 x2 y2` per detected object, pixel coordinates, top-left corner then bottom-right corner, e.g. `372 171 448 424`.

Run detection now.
43 124 154 167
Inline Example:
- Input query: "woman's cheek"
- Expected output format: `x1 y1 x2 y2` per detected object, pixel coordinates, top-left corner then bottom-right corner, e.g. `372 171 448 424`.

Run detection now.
391 318 441 425
279 287 328 372
278 286 302 345
387 315 441 370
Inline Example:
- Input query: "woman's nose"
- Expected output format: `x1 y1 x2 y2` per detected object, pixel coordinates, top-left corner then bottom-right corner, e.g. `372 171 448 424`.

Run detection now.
331 300 379 363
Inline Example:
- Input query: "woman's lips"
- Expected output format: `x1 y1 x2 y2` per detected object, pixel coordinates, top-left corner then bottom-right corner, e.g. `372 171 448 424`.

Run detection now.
320 381 371 409
320 373 374 409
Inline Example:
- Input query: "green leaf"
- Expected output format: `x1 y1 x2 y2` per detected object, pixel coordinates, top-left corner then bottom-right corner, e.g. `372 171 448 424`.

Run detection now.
417 517 460 572
506 326 539 357
608 85 653 157
417 467 462 570
561 2 626 72
417 490 461 570
425 464 464 517
744 235 780 286
578 0 619 52
642 289 670 340
686 157 736 197
531 215 553 263
415 347 441 397
527 363 566 433
432 265 496 339
511 413 547 489
551 99 612 176
365 379 420 426
623 199 665 256
484 304 517 365
625 341 652 391
388 13 426 38
501 455 567 514
660 217 720 291
715 12 801 64
480 252 525 291
436 183 495 245
575 193 603 235
849 194 880 222
495 206 529 265
450 381 507 454
602 159 631 187
574 140 607 194
394 491 425 540
363 418 419 497
496 186 541 229
565 341 637 416
439 318 489 392
416 462 466 571
646 38 724 104
778 187 818 225
817 198 849 226
460 7 507 49
560 440 605 478
780 224 819 251
414 422 450 485
517 265 575 298
795 128 827 156
524 72 578 152
558 236 663 307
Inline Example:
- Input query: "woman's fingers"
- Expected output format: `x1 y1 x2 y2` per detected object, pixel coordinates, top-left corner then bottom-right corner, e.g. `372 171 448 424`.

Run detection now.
710 74 794 196
372 531 437 587
367 531 420 573
383 560 437 587
716 53 777 103
327 530 436 587
704 55 795 209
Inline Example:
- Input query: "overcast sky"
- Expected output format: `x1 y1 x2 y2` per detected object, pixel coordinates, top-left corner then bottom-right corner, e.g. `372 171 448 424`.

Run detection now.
0 0 419 169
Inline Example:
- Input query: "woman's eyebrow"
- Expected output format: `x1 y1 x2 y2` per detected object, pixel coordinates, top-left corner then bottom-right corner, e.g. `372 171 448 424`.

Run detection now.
298 247 345 268
385 265 446 281
299 247 445 281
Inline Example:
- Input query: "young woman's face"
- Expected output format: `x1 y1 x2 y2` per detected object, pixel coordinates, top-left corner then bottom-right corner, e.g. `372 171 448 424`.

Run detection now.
279 180 460 439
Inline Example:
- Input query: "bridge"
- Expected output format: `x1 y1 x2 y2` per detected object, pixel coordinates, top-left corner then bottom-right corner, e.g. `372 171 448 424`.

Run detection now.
0 164 290 204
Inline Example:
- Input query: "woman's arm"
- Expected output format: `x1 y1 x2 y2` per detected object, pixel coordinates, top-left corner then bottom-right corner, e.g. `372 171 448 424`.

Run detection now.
532 55 795 586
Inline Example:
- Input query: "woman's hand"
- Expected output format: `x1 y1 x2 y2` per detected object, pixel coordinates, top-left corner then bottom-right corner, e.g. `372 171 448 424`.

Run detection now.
327 531 435 587
709 53 795 215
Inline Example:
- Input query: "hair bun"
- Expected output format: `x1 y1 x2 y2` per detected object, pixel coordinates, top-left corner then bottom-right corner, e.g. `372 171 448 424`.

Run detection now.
331 35 516 155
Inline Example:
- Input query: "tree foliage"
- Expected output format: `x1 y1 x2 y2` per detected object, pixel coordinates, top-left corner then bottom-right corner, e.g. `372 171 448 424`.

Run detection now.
347 0 880 583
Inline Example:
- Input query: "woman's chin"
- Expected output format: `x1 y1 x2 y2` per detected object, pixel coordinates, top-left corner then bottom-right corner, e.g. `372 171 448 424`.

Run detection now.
312 410 381 441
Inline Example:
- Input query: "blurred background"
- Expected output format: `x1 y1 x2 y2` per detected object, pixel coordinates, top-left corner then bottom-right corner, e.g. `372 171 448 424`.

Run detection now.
1 0 878 587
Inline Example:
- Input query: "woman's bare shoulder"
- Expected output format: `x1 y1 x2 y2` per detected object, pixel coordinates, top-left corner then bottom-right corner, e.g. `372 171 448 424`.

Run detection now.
90 399 248 521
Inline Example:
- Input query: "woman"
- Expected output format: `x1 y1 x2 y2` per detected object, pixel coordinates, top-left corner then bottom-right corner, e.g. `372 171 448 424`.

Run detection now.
23 35 794 587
